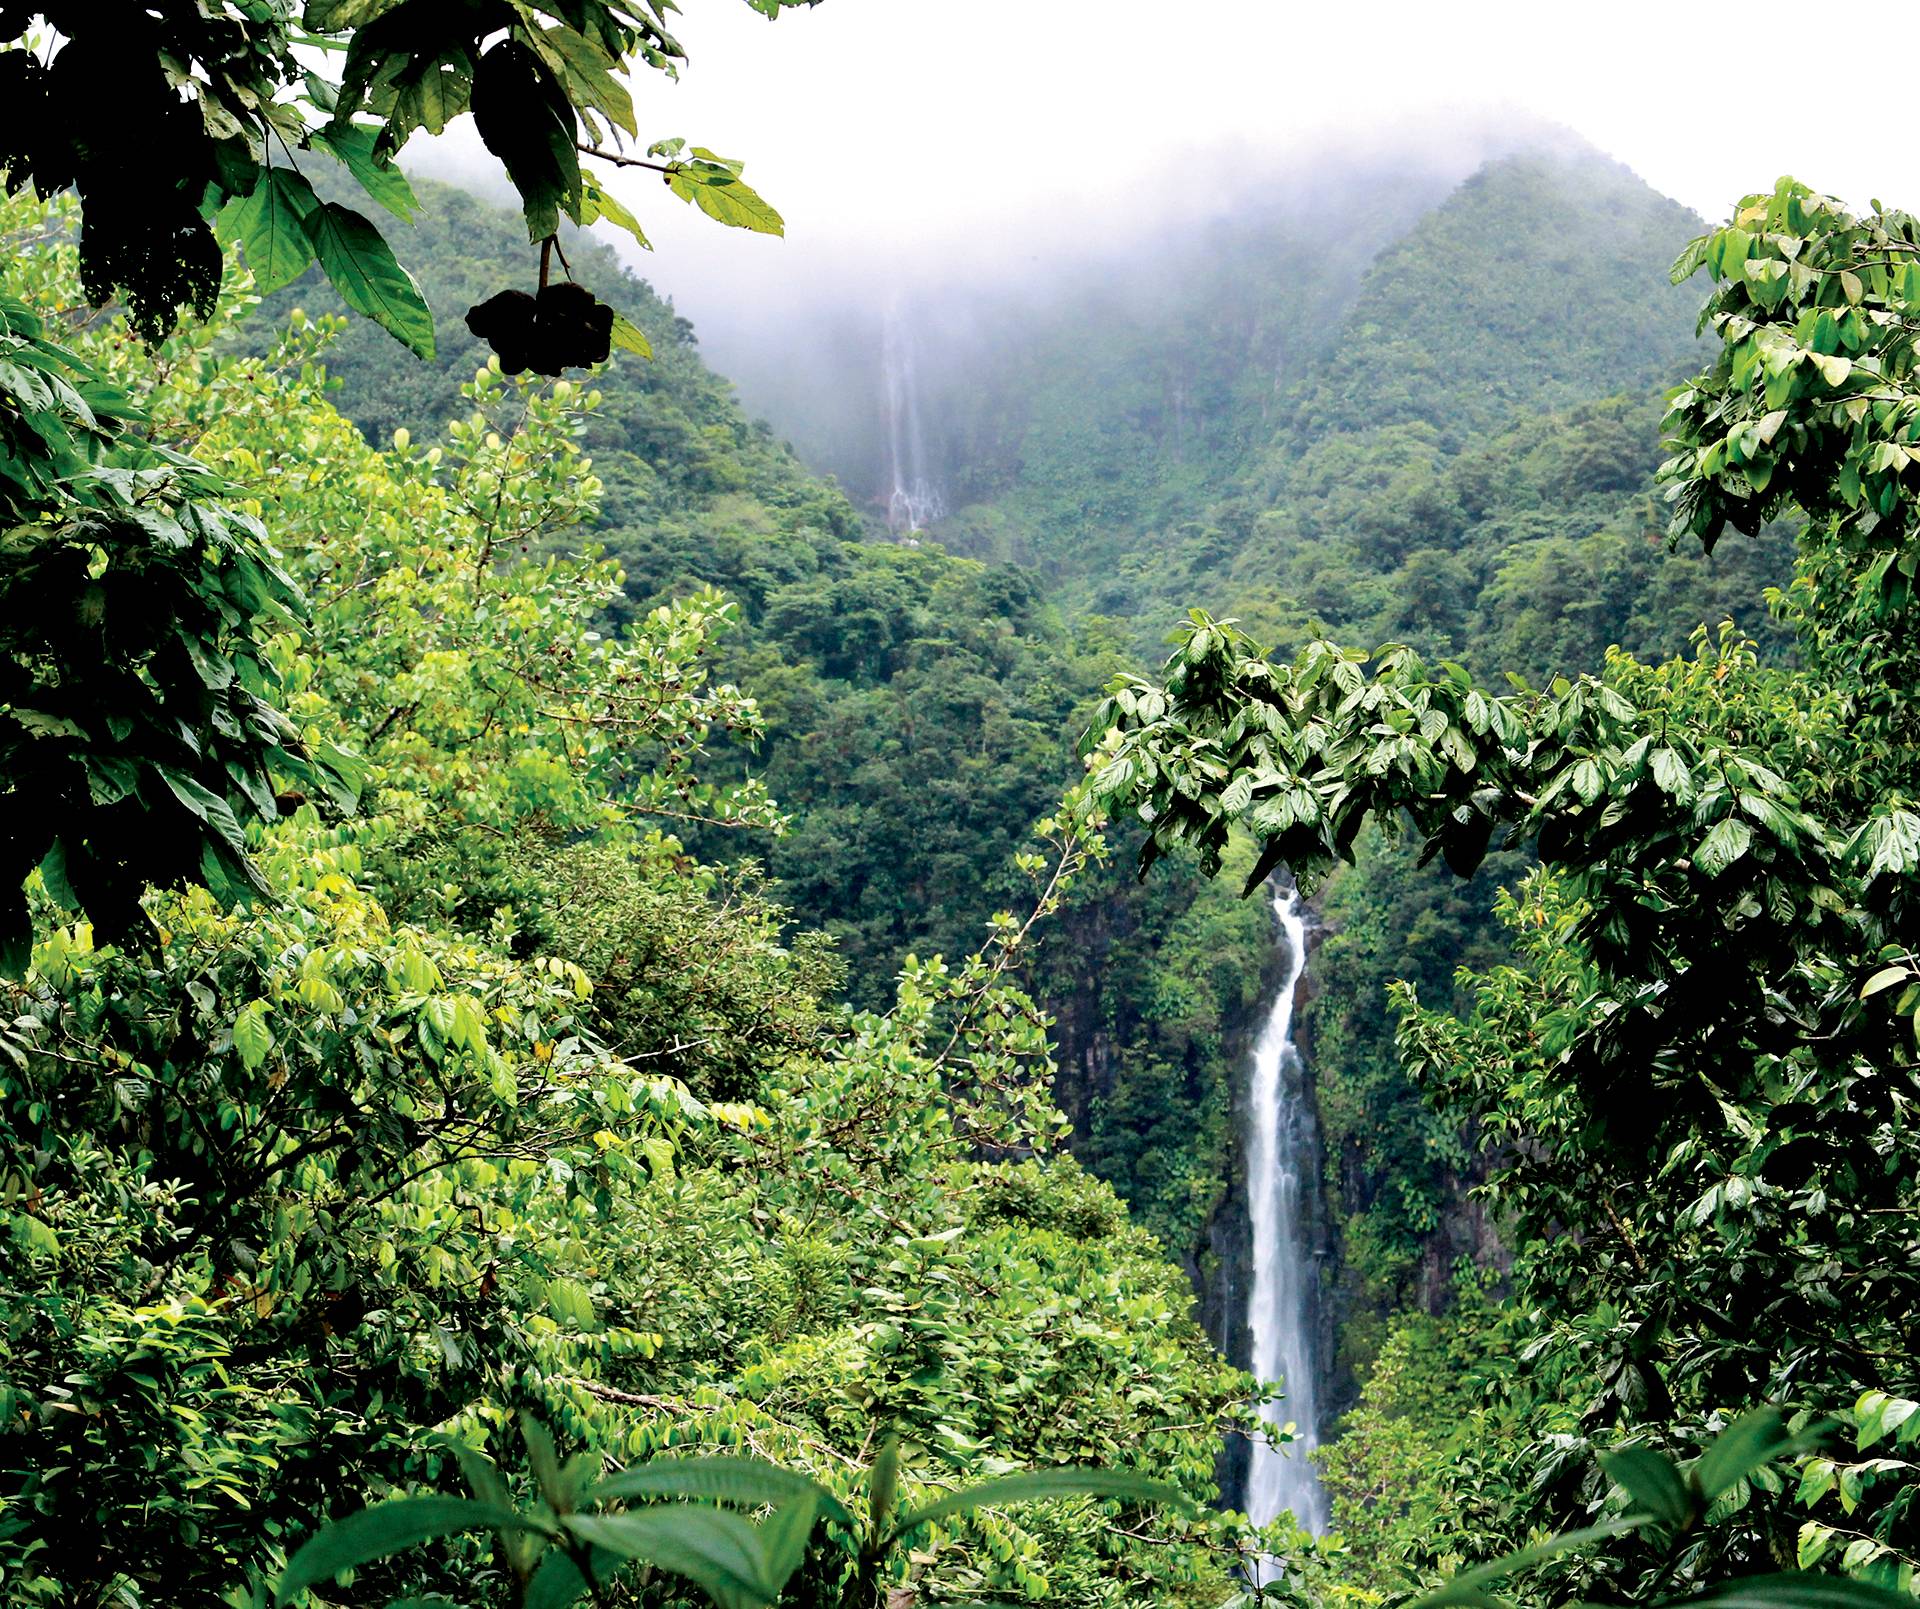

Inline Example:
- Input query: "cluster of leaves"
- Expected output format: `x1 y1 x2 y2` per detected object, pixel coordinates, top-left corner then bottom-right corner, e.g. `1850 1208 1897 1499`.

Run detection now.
273 1413 1189 1607
231 172 1325 1276
0 269 354 971
0 0 792 362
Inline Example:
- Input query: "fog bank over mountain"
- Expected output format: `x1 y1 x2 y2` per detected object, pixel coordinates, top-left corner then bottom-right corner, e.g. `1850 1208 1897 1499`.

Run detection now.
693 118 1629 494
404 115 1624 508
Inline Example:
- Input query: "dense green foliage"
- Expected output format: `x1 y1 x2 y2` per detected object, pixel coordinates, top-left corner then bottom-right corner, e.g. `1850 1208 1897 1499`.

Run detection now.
803 150 1802 1334
8 5 1918 1603
1087 174 1920 1601
0 194 1292 1607
238 173 1274 1263
0 0 791 357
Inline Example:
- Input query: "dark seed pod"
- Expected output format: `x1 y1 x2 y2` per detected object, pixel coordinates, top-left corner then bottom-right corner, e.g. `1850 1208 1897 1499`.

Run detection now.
535 281 615 368
467 284 616 375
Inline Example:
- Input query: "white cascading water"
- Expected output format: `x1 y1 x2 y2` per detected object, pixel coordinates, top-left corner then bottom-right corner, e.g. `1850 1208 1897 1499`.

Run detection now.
880 297 944 533
1243 885 1329 1540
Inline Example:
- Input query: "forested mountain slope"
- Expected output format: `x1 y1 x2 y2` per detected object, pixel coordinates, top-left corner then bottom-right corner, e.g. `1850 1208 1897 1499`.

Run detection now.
243 177 1264 1275
250 178 1100 994
702 149 1828 1479
672 141 1796 1364
254 150 1792 1372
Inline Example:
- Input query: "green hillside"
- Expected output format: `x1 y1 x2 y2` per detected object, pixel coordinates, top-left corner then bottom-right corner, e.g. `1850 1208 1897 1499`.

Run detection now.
248 149 1792 1366
821 146 1796 1360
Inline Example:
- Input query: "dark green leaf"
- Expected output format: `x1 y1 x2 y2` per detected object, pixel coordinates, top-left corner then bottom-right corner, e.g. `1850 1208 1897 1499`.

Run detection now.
1693 1410 1812 1501
1695 815 1754 877
885 1467 1192 1546
590 1458 848 1527
219 168 320 294
471 40 580 239
523 1545 624 1609
1410 1517 1654 1609
276 1498 545 1604
303 202 435 360
1598 1445 1693 1529
865 1434 900 1545
756 1495 819 1600
1666 1574 1920 1609
313 122 421 221
564 1509 773 1609
520 1411 568 1513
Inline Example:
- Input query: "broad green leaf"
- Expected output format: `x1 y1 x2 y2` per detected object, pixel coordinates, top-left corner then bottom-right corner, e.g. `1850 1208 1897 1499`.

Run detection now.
1859 965 1910 999
524 1545 625 1609
431 1435 513 1512
536 26 637 136
232 999 274 1071
313 122 422 221
520 1411 568 1514
1599 1444 1693 1529
546 1275 598 1330
756 1495 820 1599
667 165 784 236
1671 234 1710 285
431 1435 543 1573
1809 352 1854 388
303 203 435 360
1410 1517 1654 1609
584 181 652 251
303 0 405 25
885 1467 1192 1545
564 1508 773 1609
865 1434 900 1544
591 1458 849 1527
1665 1573 1920 1609
390 58 473 137
0 891 29 982
609 313 653 360
220 168 320 294
1695 815 1754 877
1693 1409 1807 1501
276 1498 545 1603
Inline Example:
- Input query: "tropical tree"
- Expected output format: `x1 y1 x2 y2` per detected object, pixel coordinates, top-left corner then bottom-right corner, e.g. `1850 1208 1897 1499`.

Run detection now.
0 0 798 958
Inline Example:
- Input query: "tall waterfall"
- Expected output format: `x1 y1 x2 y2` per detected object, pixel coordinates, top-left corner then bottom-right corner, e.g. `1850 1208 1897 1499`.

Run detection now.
880 298 944 533
1243 886 1328 1538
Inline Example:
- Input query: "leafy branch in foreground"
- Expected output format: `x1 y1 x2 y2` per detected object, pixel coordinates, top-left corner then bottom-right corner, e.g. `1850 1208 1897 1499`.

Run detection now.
1409 1412 1910 1609
0 289 357 968
273 1414 1190 1607
0 2 800 364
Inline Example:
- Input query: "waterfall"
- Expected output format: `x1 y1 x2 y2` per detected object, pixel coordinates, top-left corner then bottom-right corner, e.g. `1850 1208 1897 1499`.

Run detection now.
880 297 944 533
1243 885 1328 1539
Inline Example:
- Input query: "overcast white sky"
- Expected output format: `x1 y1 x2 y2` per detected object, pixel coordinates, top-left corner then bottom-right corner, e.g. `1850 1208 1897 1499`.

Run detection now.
539 0 1919 310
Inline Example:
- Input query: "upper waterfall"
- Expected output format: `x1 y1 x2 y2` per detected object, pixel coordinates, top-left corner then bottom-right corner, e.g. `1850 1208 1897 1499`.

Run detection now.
1243 885 1328 1539
880 297 945 533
